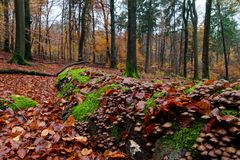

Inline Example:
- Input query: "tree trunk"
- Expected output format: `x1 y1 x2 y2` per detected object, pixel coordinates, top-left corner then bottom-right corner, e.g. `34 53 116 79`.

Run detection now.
182 0 189 78
91 1 96 63
125 0 139 78
69 0 73 61
100 0 110 64
3 0 10 52
202 0 213 79
78 0 89 61
24 0 32 60
216 0 228 80
190 0 199 79
10 0 26 65
145 0 152 73
110 0 117 68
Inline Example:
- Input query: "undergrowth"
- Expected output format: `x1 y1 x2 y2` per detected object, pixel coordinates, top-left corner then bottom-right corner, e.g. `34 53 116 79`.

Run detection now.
6 95 38 111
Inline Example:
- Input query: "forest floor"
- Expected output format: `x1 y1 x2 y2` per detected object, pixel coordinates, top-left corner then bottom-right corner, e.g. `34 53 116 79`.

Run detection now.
0 51 239 160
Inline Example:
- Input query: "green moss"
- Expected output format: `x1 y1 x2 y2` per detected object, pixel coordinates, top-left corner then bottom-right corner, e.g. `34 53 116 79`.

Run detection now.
57 68 90 97
220 109 239 117
72 85 112 121
57 68 89 84
160 120 204 153
8 95 38 111
122 86 130 92
184 81 203 94
234 84 240 90
144 92 166 114
123 66 139 78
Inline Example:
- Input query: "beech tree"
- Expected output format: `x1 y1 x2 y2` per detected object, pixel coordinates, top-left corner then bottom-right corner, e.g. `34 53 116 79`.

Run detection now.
202 0 213 79
10 0 26 65
125 0 139 78
3 0 10 52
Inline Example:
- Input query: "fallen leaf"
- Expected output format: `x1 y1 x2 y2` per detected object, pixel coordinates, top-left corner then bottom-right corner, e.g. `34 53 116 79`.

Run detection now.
13 135 21 142
64 115 75 127
75 136 88 145
103 150 126 158
12 126 25 133
17 148 27 159
81 148 92 156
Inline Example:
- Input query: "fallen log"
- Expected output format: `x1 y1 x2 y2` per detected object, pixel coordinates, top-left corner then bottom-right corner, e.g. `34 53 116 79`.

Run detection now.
0 61 87 77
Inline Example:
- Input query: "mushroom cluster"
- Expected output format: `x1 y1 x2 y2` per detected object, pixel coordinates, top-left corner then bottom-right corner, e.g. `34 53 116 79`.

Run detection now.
189 79 229 100
193 120 240 159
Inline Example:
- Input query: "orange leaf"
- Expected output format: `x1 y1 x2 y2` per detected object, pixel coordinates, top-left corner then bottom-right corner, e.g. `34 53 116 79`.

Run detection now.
103 150 126 159
64 115 75 127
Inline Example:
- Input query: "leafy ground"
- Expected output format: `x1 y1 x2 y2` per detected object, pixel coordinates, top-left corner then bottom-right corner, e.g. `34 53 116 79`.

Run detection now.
0 52 239 160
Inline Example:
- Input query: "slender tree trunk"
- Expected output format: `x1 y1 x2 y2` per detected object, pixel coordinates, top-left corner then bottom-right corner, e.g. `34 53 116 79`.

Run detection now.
10 0 26 64
91 1 96 63
69 0 72 61
183 0 189 77
145 0 152 73
202 0 213 79
24 0 32 60
110 0 117 68
125 0 139 78
78 0 89 61
190 0 199 79
100 0 110 64
216 0 228 80
3 0 10 52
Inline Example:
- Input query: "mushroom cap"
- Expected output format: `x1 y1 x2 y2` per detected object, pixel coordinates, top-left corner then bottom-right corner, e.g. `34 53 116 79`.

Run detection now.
162 122 172 128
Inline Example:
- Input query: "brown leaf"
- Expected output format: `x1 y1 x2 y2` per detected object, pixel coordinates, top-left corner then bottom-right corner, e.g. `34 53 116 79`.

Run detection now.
17 148 27 159
64 115 76 127
53 133 61 143
81 148 93 156
103 150 126 159
75 136 88 145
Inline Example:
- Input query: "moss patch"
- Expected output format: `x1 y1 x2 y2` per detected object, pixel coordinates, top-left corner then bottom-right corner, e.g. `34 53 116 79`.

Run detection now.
160 120 204 153
220 109 239 117
144 92 166 113
57 68 90 97
72 85 112 121
183 81 203 94
8 95 38 111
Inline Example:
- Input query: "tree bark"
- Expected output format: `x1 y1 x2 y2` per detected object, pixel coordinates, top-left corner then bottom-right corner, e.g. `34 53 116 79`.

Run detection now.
110 0 117 68
145 0 152 73
25 0 32 60
125 0 139 78
182 0 189 78
10 0 26 65
216 0 228 80
78 0 89 61
190 0 199 79
3 0 10 52
202 0 213 79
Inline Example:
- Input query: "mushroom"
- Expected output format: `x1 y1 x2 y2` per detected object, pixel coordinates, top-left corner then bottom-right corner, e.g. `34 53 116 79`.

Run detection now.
162 122 172 128
226 147 236 154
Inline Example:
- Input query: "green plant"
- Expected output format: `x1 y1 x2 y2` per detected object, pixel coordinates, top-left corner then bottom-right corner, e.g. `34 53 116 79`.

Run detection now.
144 91 166 114
184 81 203 94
